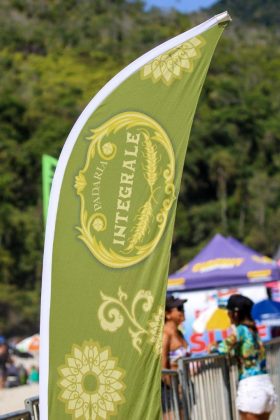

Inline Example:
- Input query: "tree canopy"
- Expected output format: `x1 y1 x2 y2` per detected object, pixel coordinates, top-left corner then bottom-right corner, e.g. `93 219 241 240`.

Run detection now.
0 0 279 335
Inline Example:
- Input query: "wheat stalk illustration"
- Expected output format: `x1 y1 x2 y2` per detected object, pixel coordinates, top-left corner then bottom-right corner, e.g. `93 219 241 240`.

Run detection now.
125 131 160 252
126 198 153 251
142 132 158 192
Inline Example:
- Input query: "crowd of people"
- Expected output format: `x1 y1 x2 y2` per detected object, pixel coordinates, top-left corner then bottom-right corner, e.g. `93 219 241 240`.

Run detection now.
0 336 39 389
162 294 278 420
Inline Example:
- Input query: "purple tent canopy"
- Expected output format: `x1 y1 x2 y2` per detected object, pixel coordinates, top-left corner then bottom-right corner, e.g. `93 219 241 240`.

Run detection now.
168 234 280 292
227 236 262 257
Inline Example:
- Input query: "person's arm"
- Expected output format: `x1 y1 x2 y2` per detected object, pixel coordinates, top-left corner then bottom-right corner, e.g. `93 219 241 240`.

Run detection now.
185 340 191 357
161 328 173 386
211 325 244 354
209 329 238 354
162 330 170 370
216 332 237 354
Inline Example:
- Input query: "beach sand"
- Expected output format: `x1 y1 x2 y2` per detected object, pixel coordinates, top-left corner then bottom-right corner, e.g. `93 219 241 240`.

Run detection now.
0 383 39 414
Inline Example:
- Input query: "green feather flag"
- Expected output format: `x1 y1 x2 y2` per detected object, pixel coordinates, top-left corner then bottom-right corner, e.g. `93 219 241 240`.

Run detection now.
42 154 58 225
40 13 231 419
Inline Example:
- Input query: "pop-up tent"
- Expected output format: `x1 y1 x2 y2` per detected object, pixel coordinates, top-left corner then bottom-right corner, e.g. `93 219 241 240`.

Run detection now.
252 299 280 326
168 234 280 292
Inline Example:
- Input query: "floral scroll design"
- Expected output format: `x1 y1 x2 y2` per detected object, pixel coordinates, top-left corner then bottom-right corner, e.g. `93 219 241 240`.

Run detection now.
58 340 126 420
141 36 205 86
98 288 164 356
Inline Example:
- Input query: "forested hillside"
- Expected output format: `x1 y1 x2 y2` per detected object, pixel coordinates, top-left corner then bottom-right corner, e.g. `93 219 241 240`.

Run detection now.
0 0 279 335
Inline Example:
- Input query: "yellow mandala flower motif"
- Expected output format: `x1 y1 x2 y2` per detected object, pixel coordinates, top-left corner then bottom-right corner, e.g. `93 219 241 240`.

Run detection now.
58 341 126 420
141 36 205 86
148 306 164 355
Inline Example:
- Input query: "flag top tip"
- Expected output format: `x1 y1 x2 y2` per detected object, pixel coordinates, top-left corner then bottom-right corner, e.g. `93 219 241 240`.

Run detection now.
215 11 232 25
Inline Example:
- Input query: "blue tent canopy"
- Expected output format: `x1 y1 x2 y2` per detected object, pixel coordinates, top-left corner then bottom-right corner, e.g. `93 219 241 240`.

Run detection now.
168 234 280 292
252 299 280 326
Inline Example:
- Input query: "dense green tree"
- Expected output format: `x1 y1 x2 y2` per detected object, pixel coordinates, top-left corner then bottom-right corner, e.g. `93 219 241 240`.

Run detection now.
0 0 279 335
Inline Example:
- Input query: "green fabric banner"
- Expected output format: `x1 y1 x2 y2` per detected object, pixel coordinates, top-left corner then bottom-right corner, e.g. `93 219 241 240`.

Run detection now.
40 14 230 420
42 154 58 225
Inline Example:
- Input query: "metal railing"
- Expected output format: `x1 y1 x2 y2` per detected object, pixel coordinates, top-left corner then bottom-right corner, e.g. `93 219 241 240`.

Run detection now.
0 396 39 420
179 354 234 420
1 338 279 420
24 397 39 420
177 338 280 420
0 411 31 420
228 356 239 420
266 338 280 420
161 369 181 420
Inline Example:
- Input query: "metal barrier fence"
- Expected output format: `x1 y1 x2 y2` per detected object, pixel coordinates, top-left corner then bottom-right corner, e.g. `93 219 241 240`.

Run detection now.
228 356 239 420
0 396 39 420
178 338 280 420
161 369 181 420
25 396 39 420
266 337 280 420
1 338 279 420
0 411 31 420
179 354 234 420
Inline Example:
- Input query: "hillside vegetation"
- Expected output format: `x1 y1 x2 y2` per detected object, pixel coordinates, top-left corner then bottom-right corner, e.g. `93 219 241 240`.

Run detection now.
0 0 279 335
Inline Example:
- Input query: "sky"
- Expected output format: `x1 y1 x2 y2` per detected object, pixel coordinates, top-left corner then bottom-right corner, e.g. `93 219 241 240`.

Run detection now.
145 0 218 13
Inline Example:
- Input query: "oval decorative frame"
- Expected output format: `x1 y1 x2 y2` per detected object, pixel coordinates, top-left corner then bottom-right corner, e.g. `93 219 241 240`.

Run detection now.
74 111 175 268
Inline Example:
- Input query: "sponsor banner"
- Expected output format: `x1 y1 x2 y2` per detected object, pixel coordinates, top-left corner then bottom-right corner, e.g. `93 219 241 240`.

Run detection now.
40 14 230 419
176 285 269 354
266 281 280 302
